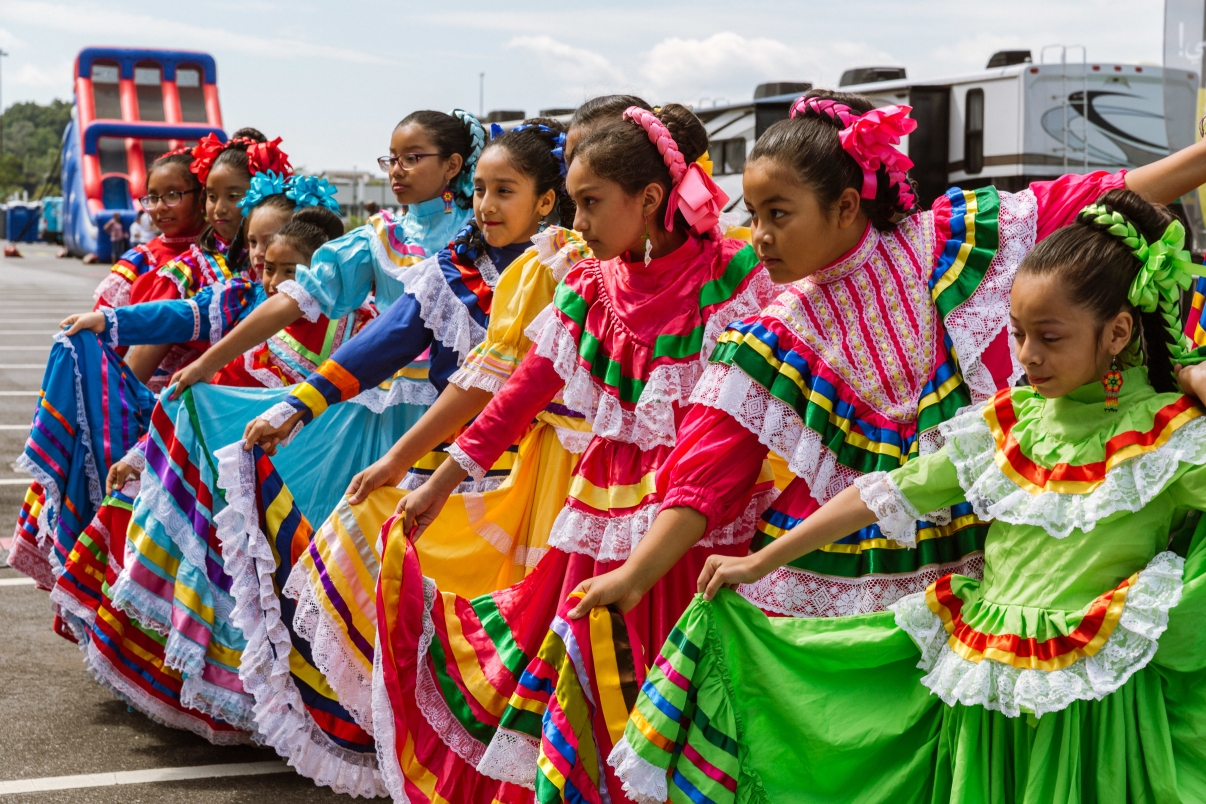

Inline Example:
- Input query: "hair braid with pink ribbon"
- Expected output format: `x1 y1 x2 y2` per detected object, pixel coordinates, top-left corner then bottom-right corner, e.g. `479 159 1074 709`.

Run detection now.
622 106 728 236
790 95 918 216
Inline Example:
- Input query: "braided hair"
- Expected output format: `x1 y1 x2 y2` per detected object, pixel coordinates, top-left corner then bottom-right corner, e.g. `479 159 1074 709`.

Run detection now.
395 109 485 209
570 95 652 131
749 89 917 231
1018 189 1182 393
569 103 710 235
269 217 338 264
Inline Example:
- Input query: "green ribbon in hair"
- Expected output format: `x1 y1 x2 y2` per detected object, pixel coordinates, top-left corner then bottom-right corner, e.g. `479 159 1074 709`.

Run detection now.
1081 204 1200 367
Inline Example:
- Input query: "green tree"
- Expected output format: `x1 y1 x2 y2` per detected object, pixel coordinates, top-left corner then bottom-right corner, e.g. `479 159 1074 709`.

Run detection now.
1 99 72 199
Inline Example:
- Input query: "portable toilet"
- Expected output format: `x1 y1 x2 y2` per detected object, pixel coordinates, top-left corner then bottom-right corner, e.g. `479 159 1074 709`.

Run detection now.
5 203 42 243
40 197 63 243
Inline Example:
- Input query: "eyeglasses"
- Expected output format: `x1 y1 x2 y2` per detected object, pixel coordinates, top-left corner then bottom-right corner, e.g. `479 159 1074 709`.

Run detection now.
139 189 200 208
377 153 442 172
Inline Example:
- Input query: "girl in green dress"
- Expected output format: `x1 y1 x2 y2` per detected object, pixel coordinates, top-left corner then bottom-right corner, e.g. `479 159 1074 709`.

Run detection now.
615 189 1206 803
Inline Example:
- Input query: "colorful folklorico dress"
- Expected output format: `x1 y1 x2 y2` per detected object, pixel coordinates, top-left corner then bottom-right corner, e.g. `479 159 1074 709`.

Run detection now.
49 287 374 743
369 232 775 803
614 366 1206 804
214 228 594 772
8 241 245 595
92 232 201 310
106 222 525 797
654 171 1128 623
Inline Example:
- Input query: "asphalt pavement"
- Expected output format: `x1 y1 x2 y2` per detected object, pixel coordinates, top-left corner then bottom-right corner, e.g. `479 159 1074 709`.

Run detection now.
0 244 364 802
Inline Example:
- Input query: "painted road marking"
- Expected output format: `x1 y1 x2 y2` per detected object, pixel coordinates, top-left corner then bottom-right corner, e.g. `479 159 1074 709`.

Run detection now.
0 577 36 587
0 762 291 794
0 392 39 396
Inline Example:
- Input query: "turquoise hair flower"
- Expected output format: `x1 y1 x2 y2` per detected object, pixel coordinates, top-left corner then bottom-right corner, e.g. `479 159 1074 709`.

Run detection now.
238 170 289 216
286 175 340 213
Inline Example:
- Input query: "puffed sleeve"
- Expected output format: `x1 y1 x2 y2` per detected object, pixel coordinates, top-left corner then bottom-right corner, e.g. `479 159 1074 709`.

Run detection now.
293 223 387 321
450 348 565 480
450 251 558 393
1031 170 1128 240
655 404 769 532
282 292 435 424
856 450 967 547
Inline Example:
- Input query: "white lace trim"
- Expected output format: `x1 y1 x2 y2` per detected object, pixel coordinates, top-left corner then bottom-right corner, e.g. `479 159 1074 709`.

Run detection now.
892 550 1184 717
532 226 585 283
208 282 228 345
414 575 489 767
944 189 1035 401
83 637 253 745
941 402 1206 538
276 279 321 323
93 271 132 309
854 471 922 548
448 364 509 394
179 672 257 731
475 253 500 288
691 362 861 506
608 737 668 804
348 377 438 412
102 307 121 348
739 553 985 618
446 442 488 482
283 559 376 735
371 634 409 802
547 488 774 563
395 254 486 363
119 442 147 474
242 350 285 390
553 425 594 454
5 528 56 590
211 443 387 797
526 270 774 451
476 727 539 790
398 469 505 495
261 400 298 429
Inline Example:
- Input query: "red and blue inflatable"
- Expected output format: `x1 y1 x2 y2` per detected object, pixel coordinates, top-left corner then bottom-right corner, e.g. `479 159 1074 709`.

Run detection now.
62 48 226 257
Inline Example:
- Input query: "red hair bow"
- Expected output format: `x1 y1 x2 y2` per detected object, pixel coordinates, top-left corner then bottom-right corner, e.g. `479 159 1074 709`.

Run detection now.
246 137 293 178
189 133 227 184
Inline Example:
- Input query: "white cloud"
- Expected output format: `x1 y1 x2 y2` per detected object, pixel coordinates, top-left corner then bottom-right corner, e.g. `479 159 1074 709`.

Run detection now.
639 32 896 104
0 1 394 65
505 35 626 87
12 62 64 89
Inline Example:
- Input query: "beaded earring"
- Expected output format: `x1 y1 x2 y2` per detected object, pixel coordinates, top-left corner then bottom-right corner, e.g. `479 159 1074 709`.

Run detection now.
442 186 454 214
643 220 653 266
1102 356 1124 413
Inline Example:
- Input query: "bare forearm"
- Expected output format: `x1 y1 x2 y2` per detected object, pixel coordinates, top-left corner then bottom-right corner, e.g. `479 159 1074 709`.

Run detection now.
200 294 303 373
382 384 493 471
126 343 172 384
749 485 877 574
1126 138 1206 205
623 507 708 594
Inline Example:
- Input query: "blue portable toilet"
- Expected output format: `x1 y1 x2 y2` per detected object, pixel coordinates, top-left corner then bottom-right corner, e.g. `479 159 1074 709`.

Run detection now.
40 197 63 243
5 203 42 243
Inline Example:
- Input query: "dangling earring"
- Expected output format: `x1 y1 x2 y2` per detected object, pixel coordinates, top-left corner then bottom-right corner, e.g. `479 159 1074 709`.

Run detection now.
442 185 455 215
1032 386 1042 399
538 217 549 233
1102 356 1123 413
643 220 653 267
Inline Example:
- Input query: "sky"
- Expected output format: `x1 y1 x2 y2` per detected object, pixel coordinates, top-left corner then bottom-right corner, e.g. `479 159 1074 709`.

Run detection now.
0 0 1169 173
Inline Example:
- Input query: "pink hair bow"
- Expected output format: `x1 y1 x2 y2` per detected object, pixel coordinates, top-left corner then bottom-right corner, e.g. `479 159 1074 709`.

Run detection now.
665 160 728 236
836 104 917 199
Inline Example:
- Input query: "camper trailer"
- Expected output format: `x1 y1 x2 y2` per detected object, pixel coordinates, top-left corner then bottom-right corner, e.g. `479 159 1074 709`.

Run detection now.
696 49 1198 214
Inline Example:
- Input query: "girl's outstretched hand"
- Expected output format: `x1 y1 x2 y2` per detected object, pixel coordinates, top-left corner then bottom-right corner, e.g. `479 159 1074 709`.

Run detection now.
697 554 766 601
241 411 302 456
396 481 450 542
60 311 107 336
168 358 216 399
346 457 408 504
567 569 644 619
106 460 139 494
1176 363 1206 403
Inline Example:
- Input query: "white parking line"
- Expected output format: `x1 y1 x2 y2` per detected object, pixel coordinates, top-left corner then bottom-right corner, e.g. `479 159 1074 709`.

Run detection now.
0 761 291 794
0 425 31 429
0 392 38 396
0 347 52 351
0 366 45 369
0 479 32 485
0 577 36 587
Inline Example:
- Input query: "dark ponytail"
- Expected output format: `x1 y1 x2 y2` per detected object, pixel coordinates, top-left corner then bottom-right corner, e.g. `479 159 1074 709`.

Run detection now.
1018 189 1183 393
269 220 331 265
569 95 652 131
148 151 201 193
570 102 710 235
748 89 916 231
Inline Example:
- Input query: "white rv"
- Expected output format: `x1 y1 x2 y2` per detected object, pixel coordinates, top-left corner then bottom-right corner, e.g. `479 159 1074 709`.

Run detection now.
695 50 1198 215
